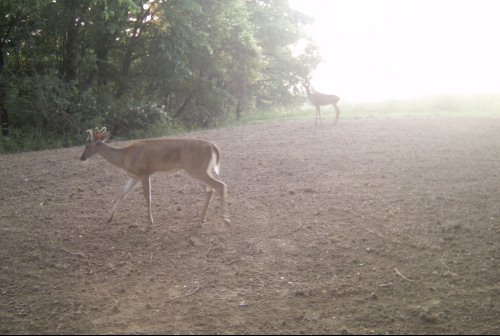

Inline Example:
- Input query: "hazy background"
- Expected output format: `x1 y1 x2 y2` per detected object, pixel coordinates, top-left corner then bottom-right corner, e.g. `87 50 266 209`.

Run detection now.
289 0 500 102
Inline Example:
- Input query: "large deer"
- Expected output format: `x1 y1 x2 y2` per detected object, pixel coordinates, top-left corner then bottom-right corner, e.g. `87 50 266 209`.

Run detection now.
80 127 230 225
304 81 341 126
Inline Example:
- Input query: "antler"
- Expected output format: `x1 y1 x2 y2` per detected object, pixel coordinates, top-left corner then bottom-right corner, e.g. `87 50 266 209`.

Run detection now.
94 127 107 141
86 127 108 142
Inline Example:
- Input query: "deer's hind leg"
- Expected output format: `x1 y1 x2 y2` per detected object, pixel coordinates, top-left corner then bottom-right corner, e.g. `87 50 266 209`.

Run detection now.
141 176 154 225
199 185 214 226
189 170 230 225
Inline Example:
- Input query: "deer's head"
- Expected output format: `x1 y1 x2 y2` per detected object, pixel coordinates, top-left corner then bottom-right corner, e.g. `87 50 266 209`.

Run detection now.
80 127 110 161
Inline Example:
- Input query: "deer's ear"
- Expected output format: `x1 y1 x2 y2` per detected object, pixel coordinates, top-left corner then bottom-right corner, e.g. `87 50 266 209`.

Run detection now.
85 129 94 142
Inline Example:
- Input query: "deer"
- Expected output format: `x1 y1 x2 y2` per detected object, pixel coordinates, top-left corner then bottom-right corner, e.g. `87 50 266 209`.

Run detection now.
80 127 230 226
304 81 341 127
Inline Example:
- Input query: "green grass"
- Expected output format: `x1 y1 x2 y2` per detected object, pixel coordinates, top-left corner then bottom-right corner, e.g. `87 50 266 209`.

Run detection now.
2 94 499 154
226 106 313 125
0 127 73 153
225 94 500 126
344 94 500 118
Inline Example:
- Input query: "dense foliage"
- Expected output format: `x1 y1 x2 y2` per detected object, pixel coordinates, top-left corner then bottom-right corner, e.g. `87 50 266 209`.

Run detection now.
0 0 320 152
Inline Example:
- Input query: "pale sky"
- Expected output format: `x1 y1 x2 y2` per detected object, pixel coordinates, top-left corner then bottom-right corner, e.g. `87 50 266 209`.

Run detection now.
289 0 500 102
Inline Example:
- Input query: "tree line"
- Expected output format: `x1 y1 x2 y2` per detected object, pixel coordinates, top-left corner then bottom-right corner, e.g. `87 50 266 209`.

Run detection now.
0 0 320 152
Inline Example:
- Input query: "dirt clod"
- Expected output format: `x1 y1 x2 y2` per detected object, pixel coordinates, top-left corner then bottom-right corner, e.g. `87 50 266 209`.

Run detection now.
1 117 499 334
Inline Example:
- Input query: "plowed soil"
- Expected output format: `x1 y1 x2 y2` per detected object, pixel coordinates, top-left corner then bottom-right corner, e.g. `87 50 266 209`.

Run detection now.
1 116 499 334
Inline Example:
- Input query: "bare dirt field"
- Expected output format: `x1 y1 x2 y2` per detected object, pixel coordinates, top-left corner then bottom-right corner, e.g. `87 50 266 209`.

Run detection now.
1 116 499 335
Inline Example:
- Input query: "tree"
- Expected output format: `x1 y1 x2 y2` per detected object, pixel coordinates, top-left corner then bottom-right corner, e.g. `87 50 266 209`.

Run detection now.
248 0 320 110
0 0 321 152
0 0 45 136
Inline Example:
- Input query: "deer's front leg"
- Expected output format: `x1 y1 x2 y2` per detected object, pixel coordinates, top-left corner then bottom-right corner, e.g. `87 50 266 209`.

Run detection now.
333 103 340 126
108 178 139 223
315 105 322 127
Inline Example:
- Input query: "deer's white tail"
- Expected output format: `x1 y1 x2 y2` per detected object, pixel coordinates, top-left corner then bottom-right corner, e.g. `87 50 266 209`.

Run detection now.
212 144 221 175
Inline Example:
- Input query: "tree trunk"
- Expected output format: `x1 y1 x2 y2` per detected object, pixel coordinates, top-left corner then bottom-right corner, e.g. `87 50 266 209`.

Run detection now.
59 2 79 82
236 99 242 121
0 43 8 136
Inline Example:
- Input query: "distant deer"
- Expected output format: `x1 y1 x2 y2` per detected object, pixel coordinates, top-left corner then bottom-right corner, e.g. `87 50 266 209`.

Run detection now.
80 127 230 225
304 81 341 126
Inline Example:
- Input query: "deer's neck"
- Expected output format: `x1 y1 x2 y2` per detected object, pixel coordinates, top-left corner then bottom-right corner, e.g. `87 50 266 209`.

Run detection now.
305 85 314 100
96 142 126 169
